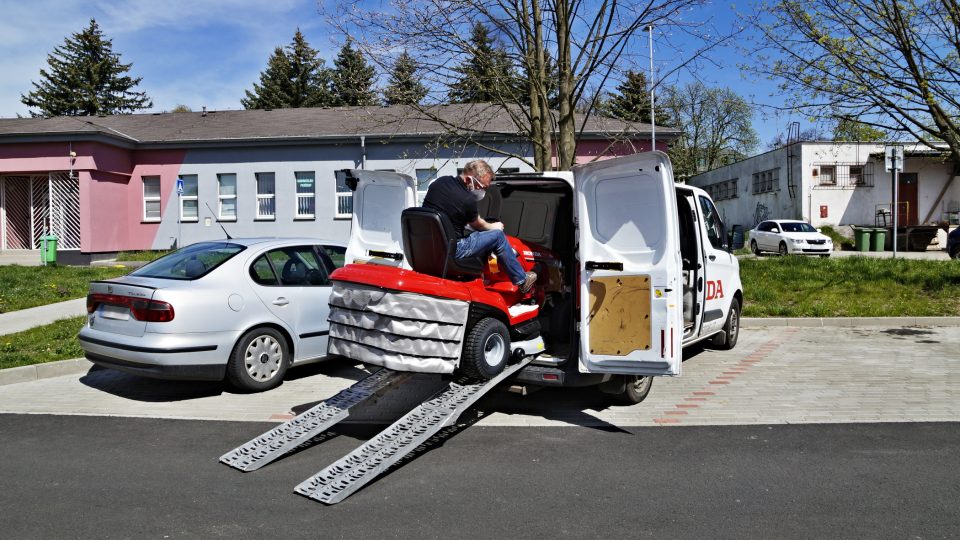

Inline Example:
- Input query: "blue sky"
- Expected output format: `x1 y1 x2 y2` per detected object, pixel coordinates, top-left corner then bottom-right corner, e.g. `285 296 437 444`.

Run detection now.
0 0 809 150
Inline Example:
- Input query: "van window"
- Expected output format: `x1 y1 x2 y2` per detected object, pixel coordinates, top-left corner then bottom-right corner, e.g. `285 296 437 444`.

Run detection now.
698 195 725 250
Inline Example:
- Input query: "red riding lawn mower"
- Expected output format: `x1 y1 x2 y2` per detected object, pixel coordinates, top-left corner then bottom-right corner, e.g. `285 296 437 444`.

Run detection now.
327 206 556 380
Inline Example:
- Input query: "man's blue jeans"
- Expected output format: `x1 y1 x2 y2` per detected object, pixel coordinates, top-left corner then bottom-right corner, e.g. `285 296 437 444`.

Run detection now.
455 230 526 285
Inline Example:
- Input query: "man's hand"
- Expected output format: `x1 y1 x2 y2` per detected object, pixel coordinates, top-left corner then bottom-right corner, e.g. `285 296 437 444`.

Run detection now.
486 221 504 231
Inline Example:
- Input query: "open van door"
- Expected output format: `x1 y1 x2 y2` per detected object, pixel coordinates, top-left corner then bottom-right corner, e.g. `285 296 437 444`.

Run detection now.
343 170 416 268
574 152 683 376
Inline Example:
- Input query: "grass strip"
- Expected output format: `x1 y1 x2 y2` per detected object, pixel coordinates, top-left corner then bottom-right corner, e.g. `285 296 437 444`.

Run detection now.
0 265 130 313
741 256 960 317
0 316 86 370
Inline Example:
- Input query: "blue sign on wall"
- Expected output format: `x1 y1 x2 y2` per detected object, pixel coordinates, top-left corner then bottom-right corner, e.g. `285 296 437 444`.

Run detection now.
176 178 184 195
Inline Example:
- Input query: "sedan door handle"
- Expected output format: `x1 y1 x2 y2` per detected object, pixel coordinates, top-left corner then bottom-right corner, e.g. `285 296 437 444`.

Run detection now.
272 297 289 306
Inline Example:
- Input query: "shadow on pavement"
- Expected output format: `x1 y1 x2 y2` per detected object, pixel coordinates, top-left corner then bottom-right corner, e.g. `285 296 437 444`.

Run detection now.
78 357 373 403
79 367 224 402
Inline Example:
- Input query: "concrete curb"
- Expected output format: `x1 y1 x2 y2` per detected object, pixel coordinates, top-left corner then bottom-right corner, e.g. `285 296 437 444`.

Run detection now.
742 316 960 328
0 358 94 387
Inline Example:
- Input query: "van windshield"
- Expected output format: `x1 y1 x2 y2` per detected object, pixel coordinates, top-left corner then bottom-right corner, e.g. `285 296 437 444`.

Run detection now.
131 242 246 280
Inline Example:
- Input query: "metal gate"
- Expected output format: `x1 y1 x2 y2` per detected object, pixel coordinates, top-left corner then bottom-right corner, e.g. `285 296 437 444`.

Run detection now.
0 173 81 250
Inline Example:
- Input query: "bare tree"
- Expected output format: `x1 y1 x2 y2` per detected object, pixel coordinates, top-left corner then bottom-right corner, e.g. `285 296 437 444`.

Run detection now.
322 0 724 170
750 0 960 164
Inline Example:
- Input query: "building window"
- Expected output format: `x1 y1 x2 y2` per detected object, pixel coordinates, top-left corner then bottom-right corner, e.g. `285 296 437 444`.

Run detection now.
813 163 873 188
179 174 198 221
334 170 353 218
706 178 738 201
849 165 864 185
142 176 161 221
752 169 778 194
256 172 275 219
217 173 237 220
415 168 436 205
818 166 836 186
295 171 316 219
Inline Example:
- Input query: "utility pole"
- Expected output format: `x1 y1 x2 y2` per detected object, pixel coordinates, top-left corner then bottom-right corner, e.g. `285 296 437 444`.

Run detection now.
885 145 904 258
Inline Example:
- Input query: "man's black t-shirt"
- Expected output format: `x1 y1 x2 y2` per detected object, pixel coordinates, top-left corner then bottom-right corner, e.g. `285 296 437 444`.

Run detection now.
422 175 478 240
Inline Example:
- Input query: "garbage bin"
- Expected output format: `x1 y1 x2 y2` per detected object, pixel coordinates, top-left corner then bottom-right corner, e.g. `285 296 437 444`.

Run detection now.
871 228 886 252
40 235 58 265
854 227 872 252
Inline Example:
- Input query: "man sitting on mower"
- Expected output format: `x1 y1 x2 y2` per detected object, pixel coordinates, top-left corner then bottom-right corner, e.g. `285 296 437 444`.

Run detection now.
422 159 537 293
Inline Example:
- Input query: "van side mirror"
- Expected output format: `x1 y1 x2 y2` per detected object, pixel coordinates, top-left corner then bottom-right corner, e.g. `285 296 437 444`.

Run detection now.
728 224 745 252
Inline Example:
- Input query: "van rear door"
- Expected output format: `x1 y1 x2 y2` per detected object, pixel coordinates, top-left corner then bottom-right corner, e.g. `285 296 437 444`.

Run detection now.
574 152 683 376
343 170 416 268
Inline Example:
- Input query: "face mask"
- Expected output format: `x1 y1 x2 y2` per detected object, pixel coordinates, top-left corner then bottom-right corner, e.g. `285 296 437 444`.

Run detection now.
467 175 486 201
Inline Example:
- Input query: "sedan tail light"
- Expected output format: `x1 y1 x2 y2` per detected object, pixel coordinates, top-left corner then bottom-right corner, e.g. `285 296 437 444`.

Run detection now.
86 293 175 322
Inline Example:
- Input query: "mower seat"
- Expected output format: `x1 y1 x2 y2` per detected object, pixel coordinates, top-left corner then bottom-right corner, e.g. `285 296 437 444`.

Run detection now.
401 207 484 280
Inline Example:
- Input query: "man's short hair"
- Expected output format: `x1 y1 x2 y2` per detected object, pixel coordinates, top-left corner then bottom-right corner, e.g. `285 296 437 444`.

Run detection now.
463 160 495 180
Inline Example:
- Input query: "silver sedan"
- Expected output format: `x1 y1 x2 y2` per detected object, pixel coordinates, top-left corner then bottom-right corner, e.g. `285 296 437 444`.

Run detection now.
79 237 345 392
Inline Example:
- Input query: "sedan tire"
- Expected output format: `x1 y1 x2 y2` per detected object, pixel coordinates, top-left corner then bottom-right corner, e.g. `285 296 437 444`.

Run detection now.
751 240 762 256
778 242 789 257
227 327 290 392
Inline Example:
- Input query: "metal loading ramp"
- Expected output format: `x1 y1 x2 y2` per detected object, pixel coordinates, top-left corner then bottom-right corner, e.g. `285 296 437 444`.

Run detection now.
220 359 531 504
219 369 412 472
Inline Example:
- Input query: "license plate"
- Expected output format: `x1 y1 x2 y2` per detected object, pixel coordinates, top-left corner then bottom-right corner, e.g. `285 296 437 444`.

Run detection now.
99 304 130 321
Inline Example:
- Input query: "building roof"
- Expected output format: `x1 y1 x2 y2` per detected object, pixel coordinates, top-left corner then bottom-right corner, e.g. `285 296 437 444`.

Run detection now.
0 104 679 148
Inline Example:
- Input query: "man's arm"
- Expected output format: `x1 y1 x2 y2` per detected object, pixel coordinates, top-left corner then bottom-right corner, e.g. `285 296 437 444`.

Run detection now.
468 216 504 231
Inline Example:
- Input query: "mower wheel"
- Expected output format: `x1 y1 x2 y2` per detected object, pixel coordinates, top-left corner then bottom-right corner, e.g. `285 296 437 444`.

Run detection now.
460 317 510 380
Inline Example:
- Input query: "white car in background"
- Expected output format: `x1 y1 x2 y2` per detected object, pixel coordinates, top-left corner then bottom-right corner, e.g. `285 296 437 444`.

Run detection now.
750 220 833 257
79 238 346 392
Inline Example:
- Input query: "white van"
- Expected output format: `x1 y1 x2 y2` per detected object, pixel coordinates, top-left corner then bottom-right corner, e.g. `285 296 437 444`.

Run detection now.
329 152 743 404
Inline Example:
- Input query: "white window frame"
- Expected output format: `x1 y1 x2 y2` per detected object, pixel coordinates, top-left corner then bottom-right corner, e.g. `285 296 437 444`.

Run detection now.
334 170 352 219
217 173 237 221
142 176 161 222
179 174 199 222
256 172 276 220
295 171 316 219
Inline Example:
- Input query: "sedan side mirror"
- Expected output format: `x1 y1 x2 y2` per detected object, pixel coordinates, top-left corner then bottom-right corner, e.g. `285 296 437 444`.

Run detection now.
771 228 780 234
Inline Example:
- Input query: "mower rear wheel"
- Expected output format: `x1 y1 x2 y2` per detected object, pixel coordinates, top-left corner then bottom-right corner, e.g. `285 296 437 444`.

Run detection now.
460 317 510 380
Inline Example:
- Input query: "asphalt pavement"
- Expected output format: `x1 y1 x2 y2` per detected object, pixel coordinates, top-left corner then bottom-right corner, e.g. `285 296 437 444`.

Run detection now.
0 414 957 539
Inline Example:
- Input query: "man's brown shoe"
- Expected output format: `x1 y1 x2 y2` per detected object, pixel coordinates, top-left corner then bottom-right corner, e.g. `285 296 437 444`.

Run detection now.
519 271 538 294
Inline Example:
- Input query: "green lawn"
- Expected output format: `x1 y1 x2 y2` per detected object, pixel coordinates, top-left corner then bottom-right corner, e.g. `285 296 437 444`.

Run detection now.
740 256 960 317
0 316 86 369
0 264 131 313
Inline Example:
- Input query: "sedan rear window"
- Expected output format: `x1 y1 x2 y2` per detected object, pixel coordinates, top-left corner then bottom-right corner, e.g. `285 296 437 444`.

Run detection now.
131 242 245 280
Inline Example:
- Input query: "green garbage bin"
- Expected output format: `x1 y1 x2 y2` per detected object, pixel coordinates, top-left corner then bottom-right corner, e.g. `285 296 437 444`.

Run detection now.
871 228 886 252
40 235 58 265
854 227 872 252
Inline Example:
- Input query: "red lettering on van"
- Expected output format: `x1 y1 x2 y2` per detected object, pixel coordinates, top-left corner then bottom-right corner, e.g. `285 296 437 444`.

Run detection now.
706 280 724 300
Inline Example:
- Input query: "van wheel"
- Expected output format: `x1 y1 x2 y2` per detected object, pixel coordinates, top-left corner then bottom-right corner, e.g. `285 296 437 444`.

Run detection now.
227 327 290 392
778 242 789 256
712 298 741 350
750 240 761 256
461 317 509 380
612 375 653 405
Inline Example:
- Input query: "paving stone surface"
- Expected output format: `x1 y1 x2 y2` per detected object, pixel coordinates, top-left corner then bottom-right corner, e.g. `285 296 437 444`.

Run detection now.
0 325 957 427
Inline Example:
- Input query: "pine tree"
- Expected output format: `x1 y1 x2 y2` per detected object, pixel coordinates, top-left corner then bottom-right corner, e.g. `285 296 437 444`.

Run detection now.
20 19 151 117
242 30 333 109
603 70 670 125
330 38 378 106
384 51 428 105
449 23 518 103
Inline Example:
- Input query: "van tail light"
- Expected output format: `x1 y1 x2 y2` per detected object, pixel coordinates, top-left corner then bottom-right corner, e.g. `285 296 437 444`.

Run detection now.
86 293 175 322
